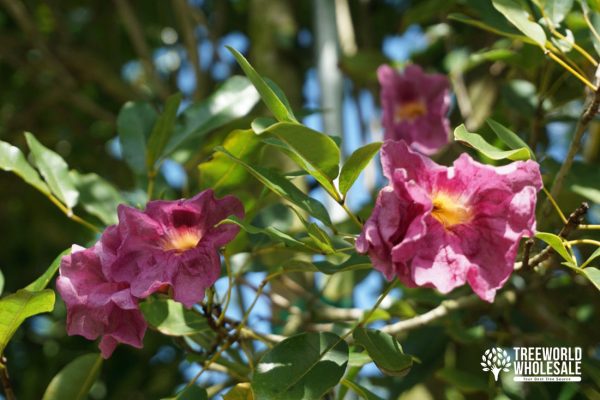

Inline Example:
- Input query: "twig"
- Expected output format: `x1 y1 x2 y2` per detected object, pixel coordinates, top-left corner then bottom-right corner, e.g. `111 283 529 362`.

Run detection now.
522 238 534 270
545 65 600 215
0 359 16 400
380 291 516 336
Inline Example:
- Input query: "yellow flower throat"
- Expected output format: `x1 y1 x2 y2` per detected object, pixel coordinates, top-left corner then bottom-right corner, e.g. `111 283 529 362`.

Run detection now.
395 99 427 122
431 192 472 229
162 229 202 252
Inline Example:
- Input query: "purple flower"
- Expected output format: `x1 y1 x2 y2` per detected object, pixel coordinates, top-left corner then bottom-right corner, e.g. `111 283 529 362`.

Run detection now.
357 141 541 302
103 189 244 308
56 245 147 358
378 64 451 155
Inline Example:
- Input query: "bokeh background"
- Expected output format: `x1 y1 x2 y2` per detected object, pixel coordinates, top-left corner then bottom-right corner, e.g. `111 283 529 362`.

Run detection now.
1 0 600 399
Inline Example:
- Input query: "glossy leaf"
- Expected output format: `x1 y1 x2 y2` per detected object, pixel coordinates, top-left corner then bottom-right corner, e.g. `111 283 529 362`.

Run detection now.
252 332 349 400
313 254 372 275
42 353 102 400
262 122 341 199
0 140 51 196
139 297 211 336
198 129 263 195
25 132 79 209
216 146 332 227
227 46 297 122
116 101 157 175
223 383 254 400
166 76 260 155
0 289 55 355
583 267 600 291
146 93 183 170
486 119 534 159
448 13 532 43
492 0 547 48
540 0 574 26
339 142 382 196
581 248 600 269
535 232 573 263
342 379 385 400
71 171 125 225
454 124 531 160
25 248 71 292
352 328 413 377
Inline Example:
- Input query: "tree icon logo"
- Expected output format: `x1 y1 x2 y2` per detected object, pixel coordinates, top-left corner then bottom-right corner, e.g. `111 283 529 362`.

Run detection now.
481 348 512 381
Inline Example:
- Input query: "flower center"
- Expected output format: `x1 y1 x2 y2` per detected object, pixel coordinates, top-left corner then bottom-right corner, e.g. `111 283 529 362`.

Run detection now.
161 229 202 252
395 99 427 122
431 192 472 229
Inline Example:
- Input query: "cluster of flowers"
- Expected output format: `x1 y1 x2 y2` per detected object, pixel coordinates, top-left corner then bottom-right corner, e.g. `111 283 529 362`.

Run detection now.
357 65 542 301
57 63 542 356
57 190 244 357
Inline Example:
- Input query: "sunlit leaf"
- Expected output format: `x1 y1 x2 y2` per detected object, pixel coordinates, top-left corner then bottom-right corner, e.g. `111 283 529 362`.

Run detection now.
223 383 254 400
535 232 574 263
492 0 547 48
25 248 71 292
0 289 55 355
42 353 102 400
454 124 531 160
486 119 534 159
25 132 79 209
139 297 211 336
583 267 600 291
581 247 600 268
227 46 297 123
70 171 125 225
339 142 382 197
540 0 574 26
252 332 348 400
0 140 51 196
215 146 332 227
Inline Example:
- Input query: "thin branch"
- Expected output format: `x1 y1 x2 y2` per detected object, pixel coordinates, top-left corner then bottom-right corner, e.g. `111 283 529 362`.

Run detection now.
545 65 600 214
522 238 534 270
380 291 516 336
0 359 16 400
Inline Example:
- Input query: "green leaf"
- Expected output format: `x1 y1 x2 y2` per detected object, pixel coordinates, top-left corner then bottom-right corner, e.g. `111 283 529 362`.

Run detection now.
0 270 4 296
251 332 349 400
42 353 103 400
581 247 600 269
146 92 183 170
223 383 254 400
339 142 382 197
251 117 277 134
341 379 385 400
486 119 534 159
24 132 79 209
0 140 51 196
198 129 263 195
540 0 574 26
166 76 260 155
535 232 574 263
139 297 211 336
25 249 71 292
166 385 208 400
448 13 533 43
116 101 157 175
221 217 318 252
453 124 531 160
227 46 297 123
492 0 547 47
313 254 372 275
583 267 600 291
70 171 125 225
0 289 55 355
215 147 332 227
352 328 413 377
262 122 341 200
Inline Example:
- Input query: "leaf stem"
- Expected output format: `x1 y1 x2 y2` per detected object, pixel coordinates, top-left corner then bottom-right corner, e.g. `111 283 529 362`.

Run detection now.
546 51 597 91
341 202 363 229
46 193 101 233
542 186 567 224
566 239 600 247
